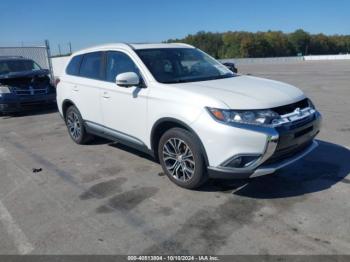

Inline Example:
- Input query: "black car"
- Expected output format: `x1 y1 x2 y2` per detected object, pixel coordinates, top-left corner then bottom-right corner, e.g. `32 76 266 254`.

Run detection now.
222 62 238 73
0 56 56 114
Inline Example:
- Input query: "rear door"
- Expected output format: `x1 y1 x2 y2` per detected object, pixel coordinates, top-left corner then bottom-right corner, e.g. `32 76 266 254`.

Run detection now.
71 51 105 125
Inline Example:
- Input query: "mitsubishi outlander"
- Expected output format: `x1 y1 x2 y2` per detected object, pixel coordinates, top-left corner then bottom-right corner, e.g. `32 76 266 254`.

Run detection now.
57 43 321 189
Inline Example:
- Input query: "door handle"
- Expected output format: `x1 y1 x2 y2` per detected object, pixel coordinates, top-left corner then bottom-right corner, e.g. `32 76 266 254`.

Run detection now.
72 85 79 92
102 91 110 98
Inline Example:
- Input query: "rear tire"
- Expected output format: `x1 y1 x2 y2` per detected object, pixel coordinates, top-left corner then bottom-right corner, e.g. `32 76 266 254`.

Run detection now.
158 128 208 189
65 105 93 144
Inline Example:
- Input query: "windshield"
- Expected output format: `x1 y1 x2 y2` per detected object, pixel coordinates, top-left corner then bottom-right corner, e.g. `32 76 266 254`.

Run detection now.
136 48 235 84
0 59 41 75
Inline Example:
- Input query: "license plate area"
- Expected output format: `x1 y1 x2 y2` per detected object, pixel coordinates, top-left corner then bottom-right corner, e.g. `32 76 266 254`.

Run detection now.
294 126 314 138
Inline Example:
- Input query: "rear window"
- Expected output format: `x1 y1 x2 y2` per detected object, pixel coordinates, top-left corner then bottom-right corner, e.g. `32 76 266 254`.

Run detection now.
66 55 83 76
79 52 103 80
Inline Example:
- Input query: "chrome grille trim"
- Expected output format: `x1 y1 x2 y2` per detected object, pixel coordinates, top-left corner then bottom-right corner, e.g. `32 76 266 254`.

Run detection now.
14 88 48 96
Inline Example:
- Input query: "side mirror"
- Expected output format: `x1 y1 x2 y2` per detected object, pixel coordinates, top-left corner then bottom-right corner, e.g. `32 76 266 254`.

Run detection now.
116 72 140 87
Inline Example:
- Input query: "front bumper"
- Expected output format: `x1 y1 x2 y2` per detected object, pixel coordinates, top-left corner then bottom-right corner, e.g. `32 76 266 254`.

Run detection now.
208 140 318 179
0 93 56 113
205 111 322 179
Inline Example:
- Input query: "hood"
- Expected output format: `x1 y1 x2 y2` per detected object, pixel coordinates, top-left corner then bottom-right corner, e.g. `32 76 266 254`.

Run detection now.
174 75 305 110
0 69 50 80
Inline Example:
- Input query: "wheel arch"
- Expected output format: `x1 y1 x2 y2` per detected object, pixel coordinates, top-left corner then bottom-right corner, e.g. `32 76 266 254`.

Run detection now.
150 117 209 166
61 99 77 120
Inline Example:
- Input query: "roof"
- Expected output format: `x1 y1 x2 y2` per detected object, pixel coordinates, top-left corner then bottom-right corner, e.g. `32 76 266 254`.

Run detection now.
73 43 195 56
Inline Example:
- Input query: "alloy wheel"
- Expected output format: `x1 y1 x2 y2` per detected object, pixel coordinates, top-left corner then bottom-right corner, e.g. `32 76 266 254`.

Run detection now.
66 111 81 140
162 138 195 182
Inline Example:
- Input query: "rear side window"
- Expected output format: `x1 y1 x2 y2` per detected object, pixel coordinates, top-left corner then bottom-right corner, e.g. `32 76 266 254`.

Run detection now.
66 55 82 76
79 52 103 79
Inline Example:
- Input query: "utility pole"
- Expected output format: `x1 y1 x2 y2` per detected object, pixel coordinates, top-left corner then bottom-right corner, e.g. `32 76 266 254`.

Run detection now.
58 44 61 56
305 44 309 56
45 40 54 81
68 42 72 55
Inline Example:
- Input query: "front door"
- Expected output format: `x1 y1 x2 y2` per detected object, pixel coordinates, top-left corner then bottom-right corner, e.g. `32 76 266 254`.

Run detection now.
100 51 149 147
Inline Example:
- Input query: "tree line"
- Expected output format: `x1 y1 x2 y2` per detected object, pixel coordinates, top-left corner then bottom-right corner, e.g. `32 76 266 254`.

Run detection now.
166 29 350 59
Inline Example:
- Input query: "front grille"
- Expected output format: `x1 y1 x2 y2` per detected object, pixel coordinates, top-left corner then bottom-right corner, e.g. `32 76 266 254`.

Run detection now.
272 98 309 115
264 112 320 165
264 140 313 165
21 101 45 106
1 75 50 89
1 75 52 96
19 100 50 109
15 89 48 96
288 114 315 129
261 99 320 166
294 126 313 138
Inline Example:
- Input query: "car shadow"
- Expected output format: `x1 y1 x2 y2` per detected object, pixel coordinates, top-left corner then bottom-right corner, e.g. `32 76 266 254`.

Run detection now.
199 140 350 198
1 105 58 118
108 142 157 163
86 137 112 146
82 137 157 162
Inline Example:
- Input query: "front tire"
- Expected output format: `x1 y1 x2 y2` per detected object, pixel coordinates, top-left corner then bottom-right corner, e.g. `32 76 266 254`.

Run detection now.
65 105 92 144
158 128 208 189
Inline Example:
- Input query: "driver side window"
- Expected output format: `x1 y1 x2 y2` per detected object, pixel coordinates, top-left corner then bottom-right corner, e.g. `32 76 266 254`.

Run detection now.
106 51 140 82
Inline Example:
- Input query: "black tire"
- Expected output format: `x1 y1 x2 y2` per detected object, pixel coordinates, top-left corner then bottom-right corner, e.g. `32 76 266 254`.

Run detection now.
158 128 208 189
65 105 93 144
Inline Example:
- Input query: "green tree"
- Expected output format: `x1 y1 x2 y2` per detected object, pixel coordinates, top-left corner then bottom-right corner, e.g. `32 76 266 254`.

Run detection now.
181 31 224 58
288 29 311 55
166 29 350 58
264 31 291 56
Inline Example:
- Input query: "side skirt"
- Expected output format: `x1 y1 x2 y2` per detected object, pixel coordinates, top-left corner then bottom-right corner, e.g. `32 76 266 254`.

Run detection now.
84 120 154 157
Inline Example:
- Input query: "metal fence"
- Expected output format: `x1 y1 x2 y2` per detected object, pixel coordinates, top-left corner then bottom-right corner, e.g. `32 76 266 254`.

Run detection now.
220 56 304 65
0 40 54 79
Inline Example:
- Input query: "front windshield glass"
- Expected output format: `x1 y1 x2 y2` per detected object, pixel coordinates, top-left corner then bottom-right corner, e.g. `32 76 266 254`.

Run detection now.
0 60 41 75
136 48 235 84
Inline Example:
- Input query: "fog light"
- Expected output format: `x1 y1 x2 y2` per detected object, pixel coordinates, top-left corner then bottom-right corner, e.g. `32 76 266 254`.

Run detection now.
224 155 261 168
228 157 242 167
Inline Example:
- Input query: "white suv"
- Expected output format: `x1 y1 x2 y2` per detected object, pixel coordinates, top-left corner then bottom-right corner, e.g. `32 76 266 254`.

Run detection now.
57 43 321 189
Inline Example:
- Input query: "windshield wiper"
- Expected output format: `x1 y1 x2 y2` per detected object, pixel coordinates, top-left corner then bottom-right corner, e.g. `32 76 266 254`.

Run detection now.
162 74 235 84
162 79 191 84
189 74 234 82
212 74 235 80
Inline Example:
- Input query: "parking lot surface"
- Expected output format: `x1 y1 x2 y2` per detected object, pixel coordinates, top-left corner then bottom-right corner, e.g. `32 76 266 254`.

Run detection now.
0 60 350 255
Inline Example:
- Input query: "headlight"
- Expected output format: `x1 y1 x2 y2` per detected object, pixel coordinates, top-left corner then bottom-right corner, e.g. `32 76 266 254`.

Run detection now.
308 99 315 109
0 85 11 94
206 107 280 126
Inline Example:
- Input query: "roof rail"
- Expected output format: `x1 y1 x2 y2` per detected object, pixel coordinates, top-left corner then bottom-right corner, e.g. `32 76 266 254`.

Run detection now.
170 43 194 48
122 43 135 50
